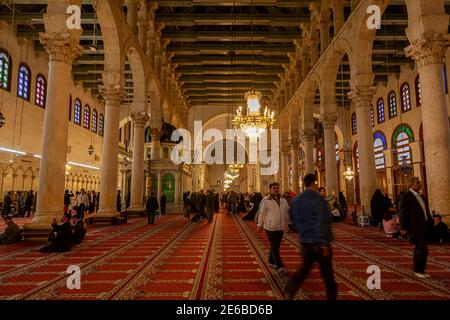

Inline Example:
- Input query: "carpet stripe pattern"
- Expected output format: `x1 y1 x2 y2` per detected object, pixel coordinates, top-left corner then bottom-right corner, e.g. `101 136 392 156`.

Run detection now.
0 211 449 300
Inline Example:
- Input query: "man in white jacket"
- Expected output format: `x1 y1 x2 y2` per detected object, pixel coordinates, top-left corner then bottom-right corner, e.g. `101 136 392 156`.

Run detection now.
257 182 290 273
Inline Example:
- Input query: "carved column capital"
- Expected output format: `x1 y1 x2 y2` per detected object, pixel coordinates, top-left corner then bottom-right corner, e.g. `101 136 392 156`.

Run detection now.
39 32 83 64
320 113 338 129
98 84 123 106
301 129 315 141
131 112 149 127
348 86 376 108
405 33 450 67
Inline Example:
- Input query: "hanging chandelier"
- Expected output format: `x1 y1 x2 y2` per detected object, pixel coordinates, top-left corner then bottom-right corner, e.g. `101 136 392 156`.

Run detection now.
342 167 355 181
223 163 244 190
232 91 275 139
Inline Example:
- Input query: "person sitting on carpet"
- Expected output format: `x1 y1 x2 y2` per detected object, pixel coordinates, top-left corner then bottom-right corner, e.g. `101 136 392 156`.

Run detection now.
382 212 400 238
40 214 73 253
431 214 449 244
71 214 87 246
0 216 20 244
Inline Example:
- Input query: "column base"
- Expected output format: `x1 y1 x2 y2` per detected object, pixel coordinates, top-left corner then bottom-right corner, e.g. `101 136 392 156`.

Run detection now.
86 210 124 226
126 206 146 217
22 223 53 241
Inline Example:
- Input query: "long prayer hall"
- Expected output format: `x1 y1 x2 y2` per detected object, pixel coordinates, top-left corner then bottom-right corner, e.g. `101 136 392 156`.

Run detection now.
0 0 450 301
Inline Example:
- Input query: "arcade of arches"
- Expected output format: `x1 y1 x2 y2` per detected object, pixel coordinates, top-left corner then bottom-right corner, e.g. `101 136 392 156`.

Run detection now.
0 0 449 300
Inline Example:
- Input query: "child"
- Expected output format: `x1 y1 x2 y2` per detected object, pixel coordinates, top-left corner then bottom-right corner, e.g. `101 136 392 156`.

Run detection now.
382 212 400 238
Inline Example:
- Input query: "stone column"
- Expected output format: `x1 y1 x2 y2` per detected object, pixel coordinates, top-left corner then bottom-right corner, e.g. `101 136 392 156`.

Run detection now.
301 52 310 80
349 86 378 215
332 0 345 34
146 30 155 65
302 129 315 174
290 140 300 194
320 20 330 55
126 0 139 35
24 32 82 234
321 113 339 196
128 112 149 214
95 84 124 219
281 146 289 192
150 129 161 160
137 20 147 49
157 170 162 200
405 35 450 216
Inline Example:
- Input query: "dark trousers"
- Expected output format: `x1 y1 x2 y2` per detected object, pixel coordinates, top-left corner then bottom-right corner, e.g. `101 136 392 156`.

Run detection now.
265 230 284 269
285 243 338 300
148 210 156 224
77 204 85 219
206 207 213 223
25 205 32 217
413 236 428 273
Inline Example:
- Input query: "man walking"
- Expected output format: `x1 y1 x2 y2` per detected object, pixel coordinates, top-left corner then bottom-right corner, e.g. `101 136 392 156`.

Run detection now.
146 192 159 225
285 173 338 300
398 177 433 279
75 189 89 219
257 182 290 274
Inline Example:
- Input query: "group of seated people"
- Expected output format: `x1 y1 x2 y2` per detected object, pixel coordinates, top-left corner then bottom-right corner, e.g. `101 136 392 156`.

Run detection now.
381 212 449 243
40 213 87 252
0 212 87 251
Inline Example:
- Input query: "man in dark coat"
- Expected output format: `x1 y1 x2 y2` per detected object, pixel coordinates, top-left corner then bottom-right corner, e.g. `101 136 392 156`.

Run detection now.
146 193 159 225
160 194 167 214
71 215 87 245
116 190 122 213
205 190 215 223
0 216 20 244
40 215 73 253
2 192 12 217
285 173 338 300
398 177 433 279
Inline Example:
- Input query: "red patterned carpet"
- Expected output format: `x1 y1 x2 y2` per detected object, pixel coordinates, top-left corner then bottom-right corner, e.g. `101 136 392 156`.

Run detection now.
0 211 449 300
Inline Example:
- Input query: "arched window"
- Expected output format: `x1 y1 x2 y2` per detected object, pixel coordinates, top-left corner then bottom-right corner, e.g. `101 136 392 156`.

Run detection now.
370 105 374 127
393 124 414 165
400 82 411 113
0 49 11 91
35 74 47 108
351 112 357 135
388 91 397 118
74 99 82 125
353 142 359 173
83 105 90 129
373 131 387 169
91 109 98 133
377 98 385 123
415 75 421 107
98 113 104 136
17 63 31 100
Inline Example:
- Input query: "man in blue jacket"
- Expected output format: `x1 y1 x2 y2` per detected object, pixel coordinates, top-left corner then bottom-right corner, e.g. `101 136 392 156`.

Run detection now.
284 173 338 300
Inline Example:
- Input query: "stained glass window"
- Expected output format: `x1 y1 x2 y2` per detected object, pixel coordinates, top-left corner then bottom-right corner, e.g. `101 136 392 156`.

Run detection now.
83 105 90 129
35 74 46 108
74 99 82 125
377 98 385 123
17 64 31 100
388 91 397 118
370 105 374 127
415 75 421 107
393 124 414 165
351 112 357 135
373 131 387 169
91 109 98 133
98 114 104 136
400 83 411 112
0 49 11 91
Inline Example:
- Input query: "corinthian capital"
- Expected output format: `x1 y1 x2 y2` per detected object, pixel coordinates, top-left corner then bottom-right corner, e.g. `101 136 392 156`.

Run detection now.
131 112 149 127
348 86 376 108
405 33 450 67
320 113 338 129
98 84 123 106
39 32 83 64
301 129 315 141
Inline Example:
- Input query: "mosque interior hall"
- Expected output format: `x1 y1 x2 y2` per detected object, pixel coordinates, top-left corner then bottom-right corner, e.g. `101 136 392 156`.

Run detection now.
0 0 449 300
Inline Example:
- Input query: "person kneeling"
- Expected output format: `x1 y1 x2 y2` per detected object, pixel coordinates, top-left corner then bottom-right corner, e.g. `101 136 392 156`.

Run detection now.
0 216 20 244
431 214 449 244
382 212 400 238
40 215 73 253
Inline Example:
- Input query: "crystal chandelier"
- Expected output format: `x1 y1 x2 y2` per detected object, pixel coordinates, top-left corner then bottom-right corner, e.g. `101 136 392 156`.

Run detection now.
223 163 244 190
342 167 355 181
232 90 275 139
